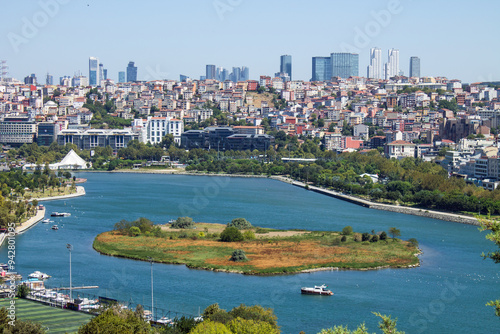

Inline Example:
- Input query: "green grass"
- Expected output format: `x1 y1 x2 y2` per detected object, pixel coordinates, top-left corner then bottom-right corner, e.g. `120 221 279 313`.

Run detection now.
0 298 93 334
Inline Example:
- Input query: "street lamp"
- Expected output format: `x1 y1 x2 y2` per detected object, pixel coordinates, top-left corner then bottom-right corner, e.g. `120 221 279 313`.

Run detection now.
66 244 72 302
147 257 154 321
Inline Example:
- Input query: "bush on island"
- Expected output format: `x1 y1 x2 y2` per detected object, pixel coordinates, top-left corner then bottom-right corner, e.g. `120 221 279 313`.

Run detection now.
230 249 248 262
379 231 388 241
341 226 353 236
341 235 347 242
171 217 194 229
243 230 256 240
227 218 252 230
220 226 244 242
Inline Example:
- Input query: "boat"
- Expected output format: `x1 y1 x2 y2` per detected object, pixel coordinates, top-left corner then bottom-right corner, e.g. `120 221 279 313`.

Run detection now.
50 212 71 217
28 271 51 280
300 284 334 296
51 225 59 230
156 317 174 325
42 219 53 224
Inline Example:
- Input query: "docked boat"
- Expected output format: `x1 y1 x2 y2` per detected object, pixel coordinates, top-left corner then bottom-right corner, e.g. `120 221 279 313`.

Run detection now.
51 225 59 230
156 317 174 325
300 284 334 296
51 212 71 217
42 219 53 224
28 271 51 280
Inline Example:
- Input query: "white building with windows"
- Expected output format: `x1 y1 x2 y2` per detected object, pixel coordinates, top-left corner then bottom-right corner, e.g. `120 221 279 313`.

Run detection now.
144 116 184 145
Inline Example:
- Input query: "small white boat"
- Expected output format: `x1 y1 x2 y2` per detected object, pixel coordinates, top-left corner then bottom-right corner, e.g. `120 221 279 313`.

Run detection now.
51 225 59 230
42 219 53 224
156 316 174 325
300 284 334 296
51 212 71 217
28 271 51 280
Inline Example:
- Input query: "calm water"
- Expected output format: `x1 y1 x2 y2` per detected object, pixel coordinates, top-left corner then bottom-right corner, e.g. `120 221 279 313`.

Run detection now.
1 173 499 334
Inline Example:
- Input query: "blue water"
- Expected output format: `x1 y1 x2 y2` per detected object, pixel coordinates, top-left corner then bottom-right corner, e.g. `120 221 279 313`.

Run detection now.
1 173 499 334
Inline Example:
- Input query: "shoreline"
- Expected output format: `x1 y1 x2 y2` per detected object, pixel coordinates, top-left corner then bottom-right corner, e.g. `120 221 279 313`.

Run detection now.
32 186 86 202
89 169 479 225
16 207 46 235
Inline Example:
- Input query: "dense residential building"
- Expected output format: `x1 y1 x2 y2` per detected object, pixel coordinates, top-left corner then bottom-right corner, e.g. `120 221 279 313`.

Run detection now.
126 61 137 82
330 53 359 78
410 56 421 78
280 55 292 81
312 57 332 81
367 47 382 79
89 57 99 86
385 140 415 159
384 49 399 80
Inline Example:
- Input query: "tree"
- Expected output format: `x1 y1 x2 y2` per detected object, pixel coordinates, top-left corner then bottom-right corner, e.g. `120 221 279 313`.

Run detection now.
226 317 280 334
227 218 252 230
388 227 401 240
478 217 500 316
379 231 387 241
78 306 151 334
220 226 244 242
361 232 370 242
129 226 141 237
16 284 30 298
190 320 231 334
342 226 353 236
171 217 194 229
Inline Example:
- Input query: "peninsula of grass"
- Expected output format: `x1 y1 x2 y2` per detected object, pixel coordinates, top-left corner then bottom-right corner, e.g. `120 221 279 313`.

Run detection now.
93 218 420 275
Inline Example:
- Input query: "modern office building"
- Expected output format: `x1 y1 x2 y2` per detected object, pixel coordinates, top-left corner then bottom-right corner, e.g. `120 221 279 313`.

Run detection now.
126 61 138 82
57 128 139 153
311 57 332 81
384 49 399 80
206 65 216 80
46 73 53 85
118 71 126 83
99 63 104 83
231 67 241 82
89 57 99 86
144 116 184 145
331 53 359 78
24 74 37 85
37 122 58 146
280 55 292 80
367 47 382 79
241 66 249 81
0 116 37 147
410 56 421 78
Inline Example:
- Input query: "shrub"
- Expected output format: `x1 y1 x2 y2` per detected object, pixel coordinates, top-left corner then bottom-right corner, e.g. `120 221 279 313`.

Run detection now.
198 232 205 238
178 232 188 239
353 233 362 242
227 218 252 230
379 231 387 241
171 217 194 229
230 249 248 262
408 238 419 247
341 226 353 236
220 226 244 242
243 230 256 240
129 226 141 237
361 232 370 242
370 235 379 242
341 235 347 242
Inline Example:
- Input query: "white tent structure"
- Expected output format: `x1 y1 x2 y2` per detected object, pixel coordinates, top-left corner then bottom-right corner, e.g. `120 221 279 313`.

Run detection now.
23 149 90 171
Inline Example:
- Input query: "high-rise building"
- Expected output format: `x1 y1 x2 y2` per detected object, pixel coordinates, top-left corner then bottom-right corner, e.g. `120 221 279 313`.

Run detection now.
367 47 382 79
221 68 229 82
241 66 249 81
24 73 37 85
118 71 126 83
384 49 399 80
99 63 104 83
103 69 108 81
280 55 292 80
127 61 137 82
312 57 332 81
409 56 420 78
180 74 189 82
206 65 216 80
231 67 241 82
46 73 53 85
89 57 99 86
331 53 359 78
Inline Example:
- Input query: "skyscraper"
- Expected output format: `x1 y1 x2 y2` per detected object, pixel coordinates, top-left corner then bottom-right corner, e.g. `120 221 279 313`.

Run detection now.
89 57 99 86
118 71 125 83
409 56 421 78
367 47 382 79
127 61 137 82
330 53 359 78
312 57 332 81
241 66 249 81
46 73 53 85
231 67 241 82
206 65 216 80
280 55 292 81
384 49 399 80
99 63 104 83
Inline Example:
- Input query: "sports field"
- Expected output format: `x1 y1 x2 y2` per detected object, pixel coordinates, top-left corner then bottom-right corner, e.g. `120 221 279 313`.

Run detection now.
0 298 93 334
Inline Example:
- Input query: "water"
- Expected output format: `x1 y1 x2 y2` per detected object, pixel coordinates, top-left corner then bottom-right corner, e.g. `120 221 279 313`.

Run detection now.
2 173 498 334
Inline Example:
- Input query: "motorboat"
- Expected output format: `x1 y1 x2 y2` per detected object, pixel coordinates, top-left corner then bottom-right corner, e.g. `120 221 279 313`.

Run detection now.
42 219 53 224
51 212 71 217
156 317 174 325
300 284 334 296
51 225 59 230
28 271 51 280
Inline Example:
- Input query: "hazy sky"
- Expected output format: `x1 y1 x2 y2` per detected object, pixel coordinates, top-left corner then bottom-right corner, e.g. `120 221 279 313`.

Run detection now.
2 0 499 84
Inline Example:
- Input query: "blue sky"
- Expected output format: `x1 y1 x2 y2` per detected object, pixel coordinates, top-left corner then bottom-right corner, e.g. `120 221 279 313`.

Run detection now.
2 0 499 83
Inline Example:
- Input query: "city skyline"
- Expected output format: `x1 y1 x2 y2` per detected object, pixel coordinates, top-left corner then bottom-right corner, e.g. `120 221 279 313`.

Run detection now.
2 0 500 83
